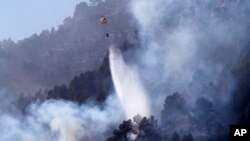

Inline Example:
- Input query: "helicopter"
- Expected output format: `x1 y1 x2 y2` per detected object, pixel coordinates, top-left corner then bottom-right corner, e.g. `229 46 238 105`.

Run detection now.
100 16 108 24
99 16 110 38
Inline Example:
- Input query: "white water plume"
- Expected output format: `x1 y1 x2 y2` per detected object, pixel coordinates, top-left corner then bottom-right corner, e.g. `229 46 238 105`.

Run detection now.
109 46 150 119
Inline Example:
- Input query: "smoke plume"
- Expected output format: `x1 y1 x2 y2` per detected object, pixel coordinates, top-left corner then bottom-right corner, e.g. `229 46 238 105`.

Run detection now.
109 46 150 119
0 90 123 141
129 0 249 117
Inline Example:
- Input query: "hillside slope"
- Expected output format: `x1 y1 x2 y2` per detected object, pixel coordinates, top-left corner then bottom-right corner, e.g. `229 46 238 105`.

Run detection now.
0 0 137 94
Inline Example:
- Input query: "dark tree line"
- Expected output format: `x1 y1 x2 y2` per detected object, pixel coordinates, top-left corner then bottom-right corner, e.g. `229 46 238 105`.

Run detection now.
45 40 137 104
106 114 194 141
46 54 112 104
106 92 230 141
107 115 162 141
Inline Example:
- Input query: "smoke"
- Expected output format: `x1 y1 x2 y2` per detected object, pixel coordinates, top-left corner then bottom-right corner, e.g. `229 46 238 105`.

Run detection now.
1 0 249 140
0 91 123 141
82 0 106 6
109 46 150 119
129 0 250 117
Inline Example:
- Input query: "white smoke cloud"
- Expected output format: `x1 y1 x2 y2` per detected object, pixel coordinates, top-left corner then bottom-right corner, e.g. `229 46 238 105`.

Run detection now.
0 94 123 141
109 46 151 119
129 0 248 116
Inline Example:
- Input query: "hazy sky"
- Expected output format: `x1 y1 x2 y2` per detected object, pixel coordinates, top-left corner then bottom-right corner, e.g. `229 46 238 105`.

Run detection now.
0 0 84 41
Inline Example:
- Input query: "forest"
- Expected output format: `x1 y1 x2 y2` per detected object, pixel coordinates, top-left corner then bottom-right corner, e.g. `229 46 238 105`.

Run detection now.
0 0 250 141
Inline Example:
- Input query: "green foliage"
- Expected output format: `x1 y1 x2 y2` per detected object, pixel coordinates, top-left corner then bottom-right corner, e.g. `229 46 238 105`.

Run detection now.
107 116 161 141
162 93 186 115
161 93 189 130
47 54 112 104
137 116 161 141
107 119 135 141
